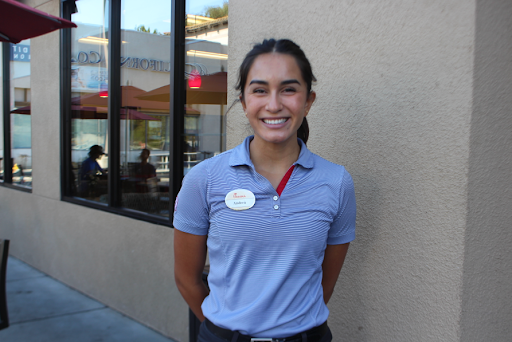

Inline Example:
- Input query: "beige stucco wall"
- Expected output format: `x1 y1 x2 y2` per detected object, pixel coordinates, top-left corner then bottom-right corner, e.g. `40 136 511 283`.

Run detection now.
228 0 475 341
0 188 187 340
30 0 61 200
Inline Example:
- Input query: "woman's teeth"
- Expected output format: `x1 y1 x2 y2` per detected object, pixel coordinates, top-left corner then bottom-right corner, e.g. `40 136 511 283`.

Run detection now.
263 118 287 124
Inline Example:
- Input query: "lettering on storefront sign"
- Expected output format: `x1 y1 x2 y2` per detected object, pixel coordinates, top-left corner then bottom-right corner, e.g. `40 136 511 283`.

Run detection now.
71 51 171 72
10 44 31 62
75 51 102 64
120 57 170 72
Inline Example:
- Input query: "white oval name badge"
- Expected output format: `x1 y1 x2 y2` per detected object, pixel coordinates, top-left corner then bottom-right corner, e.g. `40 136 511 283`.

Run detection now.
225 189 255 211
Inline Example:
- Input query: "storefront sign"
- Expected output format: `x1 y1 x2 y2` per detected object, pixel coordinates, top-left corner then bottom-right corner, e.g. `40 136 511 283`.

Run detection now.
71 51 171 72
120 57 171 72
10 44 30 62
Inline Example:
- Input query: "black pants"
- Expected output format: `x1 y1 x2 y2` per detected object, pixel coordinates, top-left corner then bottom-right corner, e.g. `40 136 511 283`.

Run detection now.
197 321 333 342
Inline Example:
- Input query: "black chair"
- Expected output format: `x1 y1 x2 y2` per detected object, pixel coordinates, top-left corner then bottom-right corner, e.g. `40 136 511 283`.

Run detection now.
0 239 9 330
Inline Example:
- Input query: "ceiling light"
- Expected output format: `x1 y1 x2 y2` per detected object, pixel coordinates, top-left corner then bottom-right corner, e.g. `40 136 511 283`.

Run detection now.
187 50 227 60
78 36 127 44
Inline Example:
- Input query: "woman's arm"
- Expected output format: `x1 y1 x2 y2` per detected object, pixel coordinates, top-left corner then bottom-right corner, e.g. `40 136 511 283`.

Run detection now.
174 229 209 322
321 243 350 304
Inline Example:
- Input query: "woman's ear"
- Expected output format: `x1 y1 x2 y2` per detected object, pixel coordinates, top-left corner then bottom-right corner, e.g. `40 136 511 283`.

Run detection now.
305 91 316 116
239 95 246 112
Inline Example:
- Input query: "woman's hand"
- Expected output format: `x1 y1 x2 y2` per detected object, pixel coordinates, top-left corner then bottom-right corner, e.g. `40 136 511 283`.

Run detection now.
174 229 209 321
321 243 350 304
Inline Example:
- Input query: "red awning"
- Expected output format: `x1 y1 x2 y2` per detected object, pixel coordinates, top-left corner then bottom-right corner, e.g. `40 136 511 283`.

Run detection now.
72 86 172 111
136 72 227 105
0 0 77 44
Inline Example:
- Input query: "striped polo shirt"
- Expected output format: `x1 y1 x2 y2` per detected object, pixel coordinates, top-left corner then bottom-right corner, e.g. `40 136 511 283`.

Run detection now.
173 136 356 338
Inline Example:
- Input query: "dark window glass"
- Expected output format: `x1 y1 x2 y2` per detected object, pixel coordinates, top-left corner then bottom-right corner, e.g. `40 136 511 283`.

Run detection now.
184 0 228 175
119 1 171 216
62 0 228 222
70 0 110 202
10 40 32 188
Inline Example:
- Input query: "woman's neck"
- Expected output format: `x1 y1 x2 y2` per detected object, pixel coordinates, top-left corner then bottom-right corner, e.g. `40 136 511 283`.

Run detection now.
249 135 301 188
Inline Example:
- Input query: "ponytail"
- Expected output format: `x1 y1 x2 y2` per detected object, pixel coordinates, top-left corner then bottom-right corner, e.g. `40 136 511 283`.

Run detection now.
297 117 309 145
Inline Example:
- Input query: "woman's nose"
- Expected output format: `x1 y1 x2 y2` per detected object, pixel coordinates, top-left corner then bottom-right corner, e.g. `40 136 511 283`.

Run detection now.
266 92 283 113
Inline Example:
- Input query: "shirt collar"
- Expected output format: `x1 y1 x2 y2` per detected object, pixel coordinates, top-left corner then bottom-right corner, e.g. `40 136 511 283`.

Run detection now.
229 136 315 169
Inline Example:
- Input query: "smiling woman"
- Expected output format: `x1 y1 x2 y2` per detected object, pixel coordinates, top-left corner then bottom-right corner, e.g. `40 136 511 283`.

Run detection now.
242 53 314 150
237 39 316 145
174 39 356 342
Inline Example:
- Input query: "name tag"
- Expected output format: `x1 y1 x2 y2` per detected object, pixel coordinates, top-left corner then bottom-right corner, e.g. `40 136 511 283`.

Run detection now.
225 189 255 211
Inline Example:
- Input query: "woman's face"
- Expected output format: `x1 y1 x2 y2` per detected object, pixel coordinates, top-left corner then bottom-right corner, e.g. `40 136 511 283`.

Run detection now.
241 53 315 146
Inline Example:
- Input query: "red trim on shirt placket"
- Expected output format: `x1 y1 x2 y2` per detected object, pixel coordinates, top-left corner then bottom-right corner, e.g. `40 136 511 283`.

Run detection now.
276 165 295 196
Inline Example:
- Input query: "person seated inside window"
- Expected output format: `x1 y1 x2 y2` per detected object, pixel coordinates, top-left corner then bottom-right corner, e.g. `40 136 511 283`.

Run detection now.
135 148 157 193
79 145 106 197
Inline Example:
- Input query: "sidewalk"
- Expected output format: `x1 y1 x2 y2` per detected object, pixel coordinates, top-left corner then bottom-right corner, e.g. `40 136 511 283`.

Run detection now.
0 256 178 342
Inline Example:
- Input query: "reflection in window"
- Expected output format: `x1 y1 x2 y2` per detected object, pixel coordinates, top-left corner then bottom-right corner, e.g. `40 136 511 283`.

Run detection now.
117 1 172 216
64 0 228 219
70 0 109 202
9 40 32 188
184 0 228 175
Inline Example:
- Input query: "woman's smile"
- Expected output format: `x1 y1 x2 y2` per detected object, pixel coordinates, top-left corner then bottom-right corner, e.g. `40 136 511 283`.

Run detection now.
262 118 289 125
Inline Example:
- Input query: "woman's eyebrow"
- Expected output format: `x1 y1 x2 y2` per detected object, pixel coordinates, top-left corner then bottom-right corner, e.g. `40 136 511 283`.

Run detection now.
249 79 268 86
248 79 301 86
281 79 301 86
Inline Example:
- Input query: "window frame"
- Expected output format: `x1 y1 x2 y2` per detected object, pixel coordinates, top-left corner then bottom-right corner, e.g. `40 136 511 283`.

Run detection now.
60 0 186 225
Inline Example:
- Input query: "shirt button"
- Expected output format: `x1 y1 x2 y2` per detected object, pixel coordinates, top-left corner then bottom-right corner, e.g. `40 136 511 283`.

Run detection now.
273 196 278 201
274 205 279 210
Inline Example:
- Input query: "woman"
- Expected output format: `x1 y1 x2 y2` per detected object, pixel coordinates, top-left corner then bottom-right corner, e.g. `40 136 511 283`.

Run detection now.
78 145 105 196
174 39 356 342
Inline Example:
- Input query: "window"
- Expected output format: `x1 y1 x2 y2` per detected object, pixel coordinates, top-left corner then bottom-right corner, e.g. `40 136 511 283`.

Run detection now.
10 40 32 188
184 0 228 175
61 0 228 224
1 40 33 191
69 0 110 202
118 1 172 215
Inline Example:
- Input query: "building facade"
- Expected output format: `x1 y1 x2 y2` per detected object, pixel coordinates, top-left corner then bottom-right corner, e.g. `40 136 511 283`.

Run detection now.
1 0 511 341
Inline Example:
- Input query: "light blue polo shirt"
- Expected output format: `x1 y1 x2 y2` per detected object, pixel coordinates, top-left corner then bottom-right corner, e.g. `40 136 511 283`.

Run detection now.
173 136 356 337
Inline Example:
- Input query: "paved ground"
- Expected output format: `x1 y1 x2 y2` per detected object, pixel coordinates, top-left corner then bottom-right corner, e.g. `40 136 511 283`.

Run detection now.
0 256 178 342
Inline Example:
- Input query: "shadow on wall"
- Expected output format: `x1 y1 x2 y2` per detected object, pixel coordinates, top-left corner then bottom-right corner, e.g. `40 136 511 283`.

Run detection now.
331 173 381 341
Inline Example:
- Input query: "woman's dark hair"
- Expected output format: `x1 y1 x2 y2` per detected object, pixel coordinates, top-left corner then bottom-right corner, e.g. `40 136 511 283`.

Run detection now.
235 39 316 144
88 145 104 158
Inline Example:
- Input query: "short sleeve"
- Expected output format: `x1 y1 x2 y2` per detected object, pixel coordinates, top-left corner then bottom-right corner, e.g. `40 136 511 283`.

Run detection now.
172 162 210 235
327 169 356 245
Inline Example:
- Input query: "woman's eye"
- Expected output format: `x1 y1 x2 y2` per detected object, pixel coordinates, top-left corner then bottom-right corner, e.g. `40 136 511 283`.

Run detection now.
253 88 266 94
283 87 296 93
